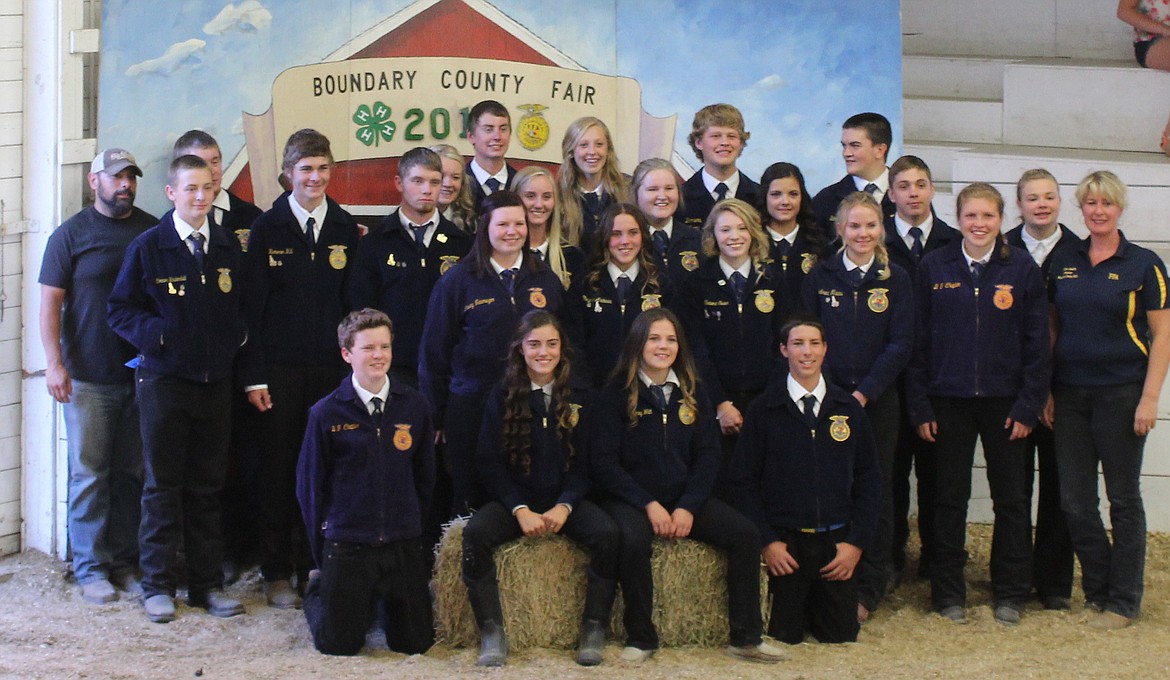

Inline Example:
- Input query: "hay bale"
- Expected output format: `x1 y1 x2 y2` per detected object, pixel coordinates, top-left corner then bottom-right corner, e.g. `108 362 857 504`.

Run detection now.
433 518 769 650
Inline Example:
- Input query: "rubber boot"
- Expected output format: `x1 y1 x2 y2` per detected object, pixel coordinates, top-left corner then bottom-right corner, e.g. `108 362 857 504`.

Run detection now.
577 574 616 666
465 576 508 667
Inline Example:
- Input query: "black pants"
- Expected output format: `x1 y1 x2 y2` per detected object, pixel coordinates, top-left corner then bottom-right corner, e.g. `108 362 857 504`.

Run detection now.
221 386 260 568
768 526 859 644
1023 423 1074 600
713 389 761 504
930 397 1032 609
136 372 231 599
600 497 762 651
444 391 489 517
463 500 619 620
892 385 937 574
256 363 341 582
303 539 434 656
855 387 899 611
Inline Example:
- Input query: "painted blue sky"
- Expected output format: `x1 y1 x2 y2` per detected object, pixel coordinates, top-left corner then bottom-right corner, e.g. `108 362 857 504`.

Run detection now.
100 0 901 216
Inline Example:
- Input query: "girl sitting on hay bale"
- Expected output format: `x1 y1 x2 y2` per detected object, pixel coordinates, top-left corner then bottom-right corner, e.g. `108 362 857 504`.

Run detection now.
461 310 620 667
591 307 787 665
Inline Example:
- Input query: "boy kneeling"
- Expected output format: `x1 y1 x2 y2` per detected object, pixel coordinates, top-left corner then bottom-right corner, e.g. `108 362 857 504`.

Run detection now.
297 309 435 655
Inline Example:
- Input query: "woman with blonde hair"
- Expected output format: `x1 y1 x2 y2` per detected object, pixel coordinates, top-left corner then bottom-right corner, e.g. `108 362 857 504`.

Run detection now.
556 116 631 248
429 143 476 233
511 165 585 290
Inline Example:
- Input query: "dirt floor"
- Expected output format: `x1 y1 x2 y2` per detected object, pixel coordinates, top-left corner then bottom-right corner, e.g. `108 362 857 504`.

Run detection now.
1 525 1168 680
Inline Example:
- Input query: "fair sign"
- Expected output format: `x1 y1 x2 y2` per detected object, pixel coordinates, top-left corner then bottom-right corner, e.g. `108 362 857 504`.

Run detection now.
243 56 676 207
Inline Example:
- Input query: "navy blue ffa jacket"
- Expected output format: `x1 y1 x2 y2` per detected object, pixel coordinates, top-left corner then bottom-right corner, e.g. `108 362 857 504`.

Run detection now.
680 171 761 227
542 242 587 290
475 384 592 513
812 175 896 243
882 214 958 289
349 209 473 371
906 240 1050 427
590 380 720 513
108 210 246 383
732 381 880 550
466 161 518 214
1048 232 1169 387
577 190 618 247
764 226 825 317
679 258 788 405
419 257 566 424
239 194 359 386
296 376 436 568
650 222 706 287
214 190 263 254
568 267 675 386
1004 223 1081 282
801 253 914 400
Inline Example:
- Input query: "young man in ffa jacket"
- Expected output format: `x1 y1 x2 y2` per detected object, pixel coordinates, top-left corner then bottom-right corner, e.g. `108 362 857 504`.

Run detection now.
812 112 896 241
465 100 517 213
680 104 760 226
733 318 880 644
297 309 435 656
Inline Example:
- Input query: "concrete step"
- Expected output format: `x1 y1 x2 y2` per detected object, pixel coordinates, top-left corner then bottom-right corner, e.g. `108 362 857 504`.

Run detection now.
903 55 1018 100
904 95 1003 145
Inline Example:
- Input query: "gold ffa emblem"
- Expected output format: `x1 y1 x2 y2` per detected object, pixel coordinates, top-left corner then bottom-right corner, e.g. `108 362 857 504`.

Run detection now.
754 289 775 313
829 415 851 442
529 287 548 308
680 251 699 272
439 255 459 274
993 284 1014 310
568 403 581 427
641 294 662 311
234 228 250 253
217 268 232 293
392 424 413 451
328 245 348 270
516 104 551 151
801 253 817 274
678 403 696 425
867 288 889 313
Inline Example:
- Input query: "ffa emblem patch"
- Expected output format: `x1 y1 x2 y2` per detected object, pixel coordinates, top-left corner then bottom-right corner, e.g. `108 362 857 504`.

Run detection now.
641 294 662 311
392 424 413 451
678 403 697 425
568 403 581 427
529 288 548 308
217 268 232 293
439 255 459 275
754 289 775 313
680 251 699 272
328 245 348 270
993 285 1014 310
234 228 250 253
801 253 817 274
829 415 851 442
867 288 889 313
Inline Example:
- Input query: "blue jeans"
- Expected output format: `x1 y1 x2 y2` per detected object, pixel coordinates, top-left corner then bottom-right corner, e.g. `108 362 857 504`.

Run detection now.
63 380 143 584
1054 382 1147 619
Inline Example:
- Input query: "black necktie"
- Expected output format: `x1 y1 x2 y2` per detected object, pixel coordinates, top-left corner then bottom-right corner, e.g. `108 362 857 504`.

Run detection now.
650 384 669 413
484 177 501 194
370 396 384 416
908 226 924 261
410 223 427 250
729 271 746 301
582 192 601 214
530 389 549 418
864 183 879 198
715 182 729 202
531 248 545 263
970 261 985 281
776 239 792 259
850 267 865 288
801 394 817 428
652 229 669 256
188 232 206 272
305 216 317 252
500 268 516 294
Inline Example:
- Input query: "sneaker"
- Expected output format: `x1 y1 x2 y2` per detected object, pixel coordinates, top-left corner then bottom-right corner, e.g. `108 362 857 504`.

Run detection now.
619 646 654 664
80 579 118 605
144 594 176 623
265 579 302 610
1041 596 1071 611
189 589 245 618
994 604 1022 626
1088 611 1133 630
938 605 967 624
725 640 787 664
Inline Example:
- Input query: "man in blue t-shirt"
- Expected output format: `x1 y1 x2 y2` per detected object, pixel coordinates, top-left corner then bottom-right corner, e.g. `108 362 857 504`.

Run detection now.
38 148 157 605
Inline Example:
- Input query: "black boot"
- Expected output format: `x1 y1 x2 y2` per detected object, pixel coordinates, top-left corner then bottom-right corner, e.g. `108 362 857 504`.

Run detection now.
577 574 616 666
464 576 508 667
577 619 606 666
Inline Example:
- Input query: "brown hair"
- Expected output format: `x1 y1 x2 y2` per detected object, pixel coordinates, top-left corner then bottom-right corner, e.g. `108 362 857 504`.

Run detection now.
500 310 576 473
611 308 698 426
337 308 393 350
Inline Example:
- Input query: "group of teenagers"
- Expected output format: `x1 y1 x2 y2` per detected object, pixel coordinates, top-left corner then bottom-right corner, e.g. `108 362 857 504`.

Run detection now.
39 96 1168 668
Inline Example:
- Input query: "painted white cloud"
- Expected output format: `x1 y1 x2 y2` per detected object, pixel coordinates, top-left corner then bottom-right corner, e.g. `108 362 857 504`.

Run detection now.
125 39 207 76
203 1 273 36
754 74 785 90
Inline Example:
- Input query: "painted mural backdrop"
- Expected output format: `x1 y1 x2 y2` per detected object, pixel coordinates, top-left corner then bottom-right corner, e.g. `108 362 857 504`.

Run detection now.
99 0 902 216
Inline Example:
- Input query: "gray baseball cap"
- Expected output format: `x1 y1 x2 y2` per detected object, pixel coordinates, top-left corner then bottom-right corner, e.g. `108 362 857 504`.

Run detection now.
90 148 143 176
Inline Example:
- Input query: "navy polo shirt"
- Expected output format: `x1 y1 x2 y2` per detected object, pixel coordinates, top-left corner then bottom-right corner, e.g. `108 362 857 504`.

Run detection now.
1048 233 1169 387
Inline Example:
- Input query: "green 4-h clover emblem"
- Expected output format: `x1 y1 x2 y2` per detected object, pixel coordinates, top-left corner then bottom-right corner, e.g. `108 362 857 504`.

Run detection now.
353 102 395 147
